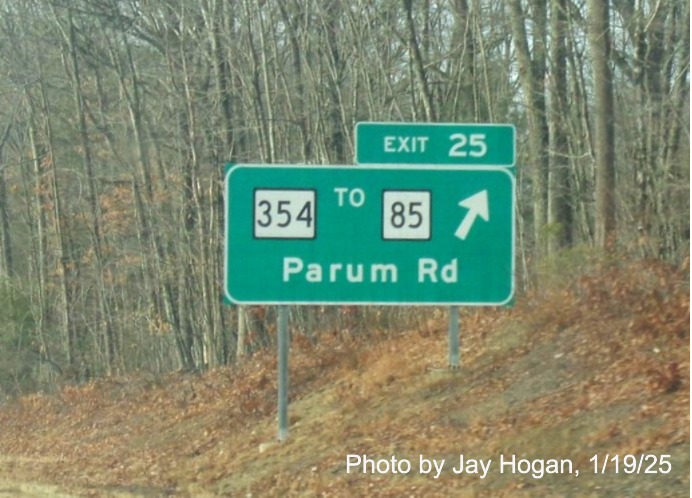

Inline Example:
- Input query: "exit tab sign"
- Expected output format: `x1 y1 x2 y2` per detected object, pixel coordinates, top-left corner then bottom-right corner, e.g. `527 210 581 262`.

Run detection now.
355 122 515 167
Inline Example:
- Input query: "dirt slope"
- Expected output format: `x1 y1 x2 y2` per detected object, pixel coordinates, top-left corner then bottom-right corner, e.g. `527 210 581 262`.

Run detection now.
0 257 689 497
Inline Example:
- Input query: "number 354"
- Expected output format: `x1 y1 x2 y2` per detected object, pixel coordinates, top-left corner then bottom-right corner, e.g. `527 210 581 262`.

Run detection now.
449 133 487 158
253 189 316 239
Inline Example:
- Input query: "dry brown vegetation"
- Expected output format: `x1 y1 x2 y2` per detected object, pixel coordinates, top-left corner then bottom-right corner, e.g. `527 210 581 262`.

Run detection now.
0 255 689 497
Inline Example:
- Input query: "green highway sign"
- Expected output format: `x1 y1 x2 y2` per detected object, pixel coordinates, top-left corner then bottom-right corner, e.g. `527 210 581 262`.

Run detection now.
355 122 516 167
225 164 515 305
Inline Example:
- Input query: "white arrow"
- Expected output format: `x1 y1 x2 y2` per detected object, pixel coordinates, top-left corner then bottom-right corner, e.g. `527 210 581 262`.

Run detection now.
455 190 489 240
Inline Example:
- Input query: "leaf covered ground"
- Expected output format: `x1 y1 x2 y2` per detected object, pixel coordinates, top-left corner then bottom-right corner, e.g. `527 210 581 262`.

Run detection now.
0 255 689 497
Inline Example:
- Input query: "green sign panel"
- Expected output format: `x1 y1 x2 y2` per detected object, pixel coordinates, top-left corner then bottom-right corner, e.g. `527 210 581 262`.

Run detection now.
225 164 514 305
355 122 516 167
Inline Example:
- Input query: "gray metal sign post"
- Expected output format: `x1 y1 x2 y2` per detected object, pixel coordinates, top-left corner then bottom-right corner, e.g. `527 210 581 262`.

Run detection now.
277 305 289 441
448 306 459 368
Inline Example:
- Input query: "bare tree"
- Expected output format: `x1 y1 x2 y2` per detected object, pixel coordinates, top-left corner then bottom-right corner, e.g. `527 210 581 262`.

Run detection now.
0 121 13 277
547 0 573 252
588 0 616 248
509 0 550 255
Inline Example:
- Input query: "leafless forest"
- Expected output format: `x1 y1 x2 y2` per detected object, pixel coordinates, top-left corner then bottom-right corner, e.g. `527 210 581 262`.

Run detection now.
0 0 688 392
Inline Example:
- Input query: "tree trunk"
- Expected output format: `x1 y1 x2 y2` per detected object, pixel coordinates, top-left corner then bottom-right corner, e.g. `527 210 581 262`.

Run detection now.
56 8 116 375
38 70 77 373
0 122 13 277
547 0 573 253
448 0 477 121
508 0 549 256
403 0 436 121
588 0 616 248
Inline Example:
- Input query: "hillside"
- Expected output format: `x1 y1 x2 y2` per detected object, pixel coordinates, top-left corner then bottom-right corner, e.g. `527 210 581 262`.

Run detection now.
0 256 689 497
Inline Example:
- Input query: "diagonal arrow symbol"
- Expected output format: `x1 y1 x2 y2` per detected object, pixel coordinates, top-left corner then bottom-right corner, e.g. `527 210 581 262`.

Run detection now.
455 190 489 240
